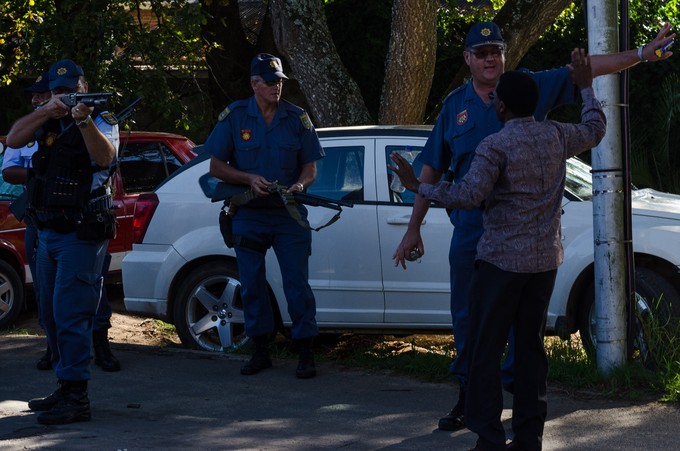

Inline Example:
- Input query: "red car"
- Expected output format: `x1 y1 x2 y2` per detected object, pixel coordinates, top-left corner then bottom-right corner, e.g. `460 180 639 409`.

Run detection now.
0 131 198 328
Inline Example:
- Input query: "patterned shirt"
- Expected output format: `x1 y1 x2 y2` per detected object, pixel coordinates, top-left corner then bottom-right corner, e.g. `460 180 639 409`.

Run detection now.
418 87 606 273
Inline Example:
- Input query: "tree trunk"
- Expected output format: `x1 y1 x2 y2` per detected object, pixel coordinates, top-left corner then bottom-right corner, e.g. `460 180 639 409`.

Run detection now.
379 0 438 124
268 0 372 127
427 0 573 122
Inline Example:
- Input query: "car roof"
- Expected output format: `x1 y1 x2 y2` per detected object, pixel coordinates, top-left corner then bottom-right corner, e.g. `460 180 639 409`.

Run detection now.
316 125 433 138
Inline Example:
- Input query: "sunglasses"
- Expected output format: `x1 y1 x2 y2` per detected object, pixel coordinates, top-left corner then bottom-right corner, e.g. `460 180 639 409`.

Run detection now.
470 48 504 60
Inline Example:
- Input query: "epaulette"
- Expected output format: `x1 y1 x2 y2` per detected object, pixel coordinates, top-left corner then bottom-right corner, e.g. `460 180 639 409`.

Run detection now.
218 100 248 122
99 111 118 126
280 100 312 130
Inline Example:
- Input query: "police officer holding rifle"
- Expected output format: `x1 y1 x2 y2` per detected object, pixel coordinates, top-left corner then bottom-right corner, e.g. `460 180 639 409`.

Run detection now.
204 53 324 379
6 59 119 425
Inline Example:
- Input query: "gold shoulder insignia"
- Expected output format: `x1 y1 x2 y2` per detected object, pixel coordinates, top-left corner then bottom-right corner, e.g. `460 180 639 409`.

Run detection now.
218 107 231 122
100 112 118 125
300 112 312 130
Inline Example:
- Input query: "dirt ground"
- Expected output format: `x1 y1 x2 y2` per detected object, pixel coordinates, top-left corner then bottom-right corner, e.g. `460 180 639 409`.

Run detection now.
9 283 183 348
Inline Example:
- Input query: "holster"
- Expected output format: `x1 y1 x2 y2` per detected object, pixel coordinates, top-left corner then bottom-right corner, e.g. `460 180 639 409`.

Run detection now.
218 206 234 248
76 209 118 242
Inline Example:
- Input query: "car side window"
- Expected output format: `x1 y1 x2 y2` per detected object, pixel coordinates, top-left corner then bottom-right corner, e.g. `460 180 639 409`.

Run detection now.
118 141 183 194
386 145 423 204
308 146 364 202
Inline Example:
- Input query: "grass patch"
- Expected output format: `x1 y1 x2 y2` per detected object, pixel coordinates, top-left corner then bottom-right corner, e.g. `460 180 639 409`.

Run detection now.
314 331 679 402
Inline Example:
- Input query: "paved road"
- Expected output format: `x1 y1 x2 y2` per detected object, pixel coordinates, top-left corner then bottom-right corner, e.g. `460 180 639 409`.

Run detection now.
1 335 679 450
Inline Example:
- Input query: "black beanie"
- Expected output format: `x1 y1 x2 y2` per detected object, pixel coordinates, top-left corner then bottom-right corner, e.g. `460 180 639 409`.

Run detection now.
496 71 539 117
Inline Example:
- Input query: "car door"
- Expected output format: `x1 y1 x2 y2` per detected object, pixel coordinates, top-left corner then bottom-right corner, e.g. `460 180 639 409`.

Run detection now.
376 137 452 327
304 137 385 324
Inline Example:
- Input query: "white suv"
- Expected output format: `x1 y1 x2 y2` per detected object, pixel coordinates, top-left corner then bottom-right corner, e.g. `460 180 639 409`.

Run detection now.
122 126 680 353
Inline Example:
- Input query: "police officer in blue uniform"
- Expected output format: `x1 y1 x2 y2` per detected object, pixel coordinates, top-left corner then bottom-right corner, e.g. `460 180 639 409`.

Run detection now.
392 21 675 432
2 71 51 369
6 59 119 424
3 72 120 373
204 53 324 379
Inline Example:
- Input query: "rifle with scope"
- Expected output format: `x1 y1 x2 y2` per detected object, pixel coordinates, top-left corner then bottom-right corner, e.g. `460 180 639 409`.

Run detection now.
60 92 114 107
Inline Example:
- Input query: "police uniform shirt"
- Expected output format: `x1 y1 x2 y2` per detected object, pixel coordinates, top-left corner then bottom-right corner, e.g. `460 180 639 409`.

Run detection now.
419 66 577 232
88 112 120 192
2 142 38 172
204 96 324 189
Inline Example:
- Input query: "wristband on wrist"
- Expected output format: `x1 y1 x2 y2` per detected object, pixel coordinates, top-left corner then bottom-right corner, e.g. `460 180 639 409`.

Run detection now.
637 45 647 63
76 114 91 128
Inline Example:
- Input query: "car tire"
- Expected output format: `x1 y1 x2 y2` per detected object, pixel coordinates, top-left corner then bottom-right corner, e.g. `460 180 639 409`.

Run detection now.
578 267 680 366
0 259 25 329
173 261 250 352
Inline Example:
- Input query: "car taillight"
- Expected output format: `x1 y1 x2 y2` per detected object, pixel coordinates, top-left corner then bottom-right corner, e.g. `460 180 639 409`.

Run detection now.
132 193 159 244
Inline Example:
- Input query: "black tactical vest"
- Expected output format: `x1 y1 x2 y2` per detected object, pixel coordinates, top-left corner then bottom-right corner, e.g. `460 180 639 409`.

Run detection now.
28 111 103 212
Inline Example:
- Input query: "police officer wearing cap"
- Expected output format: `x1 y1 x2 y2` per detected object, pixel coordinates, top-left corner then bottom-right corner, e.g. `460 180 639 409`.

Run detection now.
204 53 324 379
2 71 51 367
6 58 119 425
392 21 675 434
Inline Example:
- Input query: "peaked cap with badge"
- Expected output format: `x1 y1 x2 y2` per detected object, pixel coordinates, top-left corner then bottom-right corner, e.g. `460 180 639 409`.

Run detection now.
465 21 505 49
250 53 289 82
48 59 84 90
25 71 50 93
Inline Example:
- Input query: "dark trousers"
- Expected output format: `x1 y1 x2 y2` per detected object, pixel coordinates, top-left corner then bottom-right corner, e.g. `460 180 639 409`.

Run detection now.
465 261 556 451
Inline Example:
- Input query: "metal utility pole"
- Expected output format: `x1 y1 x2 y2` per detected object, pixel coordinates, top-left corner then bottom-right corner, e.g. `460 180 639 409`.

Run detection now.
587 0 628 373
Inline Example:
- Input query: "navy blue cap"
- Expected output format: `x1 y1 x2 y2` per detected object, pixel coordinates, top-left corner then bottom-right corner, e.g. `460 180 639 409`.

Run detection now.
250 53 288 82
48 59 84 90
465 22 505 49
24 71 50 93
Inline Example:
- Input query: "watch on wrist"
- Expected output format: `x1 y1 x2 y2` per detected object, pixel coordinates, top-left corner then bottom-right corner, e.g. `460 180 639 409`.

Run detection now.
76 114 91 128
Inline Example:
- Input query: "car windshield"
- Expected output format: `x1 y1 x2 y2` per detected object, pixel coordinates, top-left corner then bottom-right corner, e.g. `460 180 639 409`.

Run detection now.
565 157 594 201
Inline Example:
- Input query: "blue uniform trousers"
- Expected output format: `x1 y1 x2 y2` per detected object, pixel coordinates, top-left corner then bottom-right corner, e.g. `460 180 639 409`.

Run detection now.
465 261 555 451
232 209 318 340
37 228 108 381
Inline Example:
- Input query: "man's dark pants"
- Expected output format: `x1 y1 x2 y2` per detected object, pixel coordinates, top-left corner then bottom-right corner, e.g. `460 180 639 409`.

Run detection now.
465 260 556 451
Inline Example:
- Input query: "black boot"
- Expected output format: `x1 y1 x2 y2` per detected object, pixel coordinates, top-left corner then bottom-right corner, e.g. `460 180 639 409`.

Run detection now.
28 380 66 412
438 387 466 431
36 344 52 371
295 337 316 379
37 380 91 425
240 334 272 375
93 329 121 372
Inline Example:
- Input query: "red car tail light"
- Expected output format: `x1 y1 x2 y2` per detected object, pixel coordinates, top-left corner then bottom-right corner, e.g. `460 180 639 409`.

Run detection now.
132 193 159 244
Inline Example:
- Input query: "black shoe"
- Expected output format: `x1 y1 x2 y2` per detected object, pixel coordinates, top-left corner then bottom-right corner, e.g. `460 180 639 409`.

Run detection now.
438 389 466 431
36 345 52 371
36 381 90 425
28 380 65 412
295 338 316 379
241 335 272 375
240 353 273 375
93 329 121 372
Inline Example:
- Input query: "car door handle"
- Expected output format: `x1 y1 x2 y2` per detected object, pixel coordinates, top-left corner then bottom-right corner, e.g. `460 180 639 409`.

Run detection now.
387 216 426 225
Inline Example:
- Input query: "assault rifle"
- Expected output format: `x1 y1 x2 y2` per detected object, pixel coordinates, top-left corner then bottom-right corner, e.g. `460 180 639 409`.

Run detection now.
201 174 353 232
114 96 143 123
60 92 114 107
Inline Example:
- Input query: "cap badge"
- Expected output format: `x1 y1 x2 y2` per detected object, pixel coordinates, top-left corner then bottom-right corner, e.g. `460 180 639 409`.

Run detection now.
457 110 468 125
270 60 281 70
481 27 491 37
241 129 252 141
57 67 67 76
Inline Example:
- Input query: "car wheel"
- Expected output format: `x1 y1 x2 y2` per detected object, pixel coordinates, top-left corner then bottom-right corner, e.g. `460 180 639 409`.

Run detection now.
0 259 25 329
578 267 680 365
173 261 248 352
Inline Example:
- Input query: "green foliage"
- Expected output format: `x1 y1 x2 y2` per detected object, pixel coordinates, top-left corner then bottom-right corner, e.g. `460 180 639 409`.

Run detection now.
0 0 211 141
